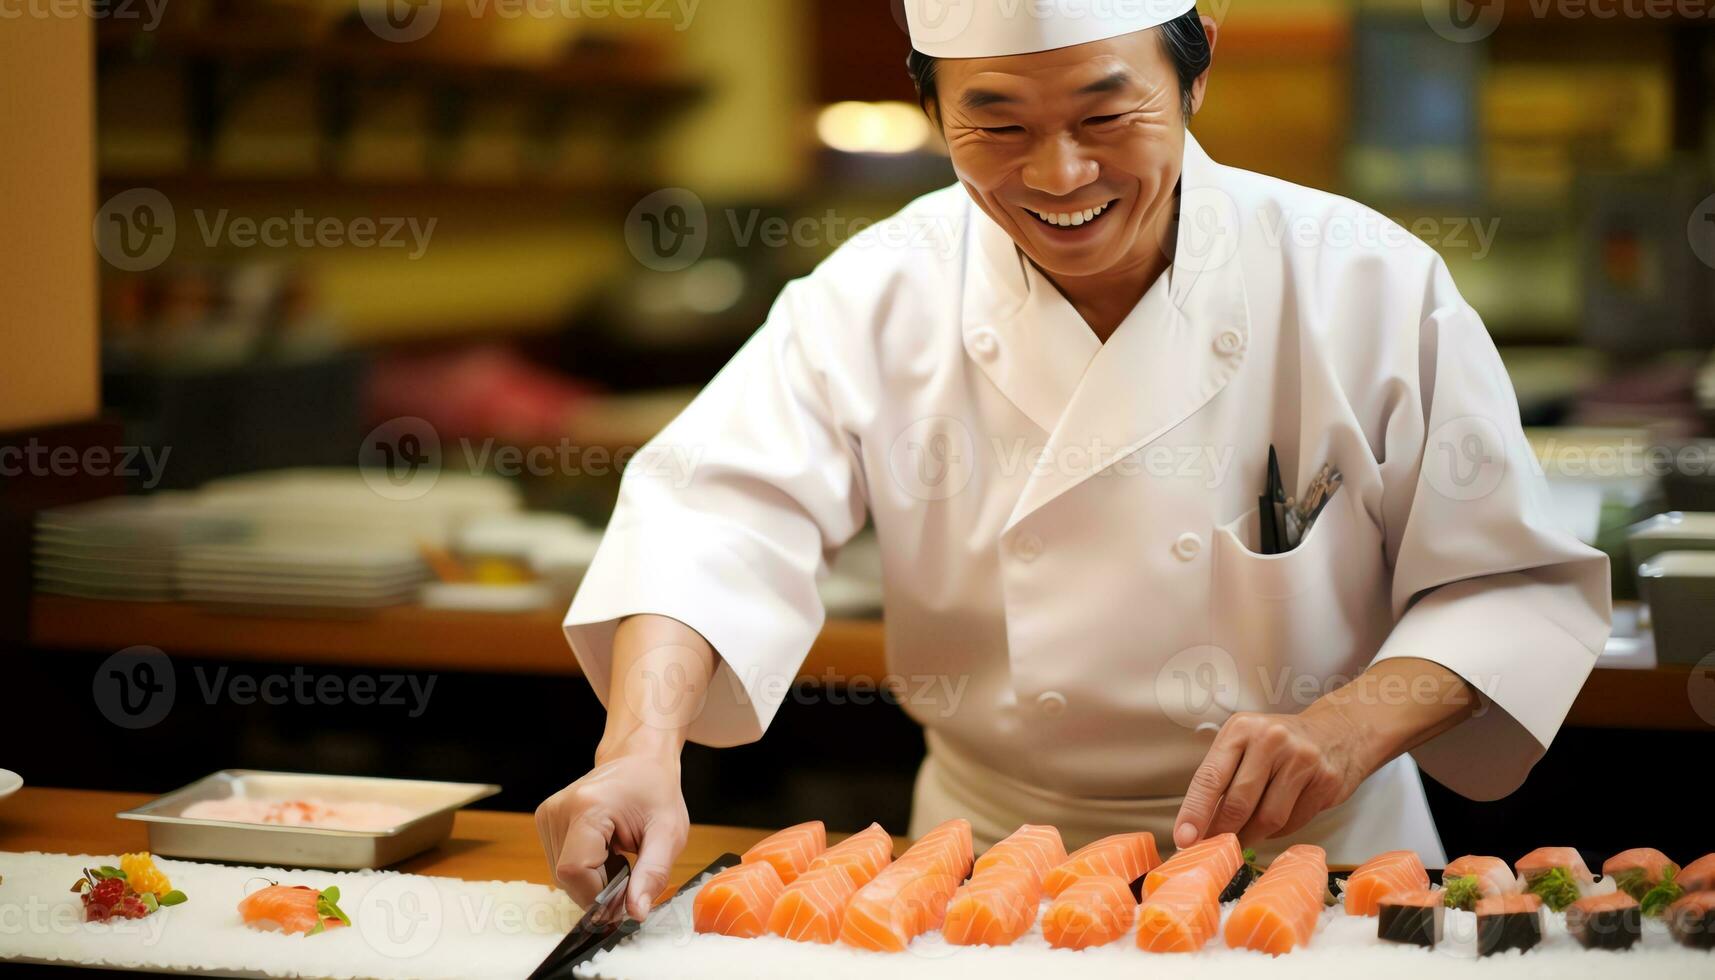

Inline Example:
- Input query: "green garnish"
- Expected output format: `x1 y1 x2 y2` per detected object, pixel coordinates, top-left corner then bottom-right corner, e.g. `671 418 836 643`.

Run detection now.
308 886 351 935
1640 868 1683 918
1525 867 1581 912
1612 868 1652 902
157 890 188 907
95 866 127 880
1443 875 1483 912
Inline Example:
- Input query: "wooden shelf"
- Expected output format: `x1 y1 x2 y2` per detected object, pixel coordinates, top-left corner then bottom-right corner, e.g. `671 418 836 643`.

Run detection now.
28 595 886 682
97 22 706 107
27 595 1704 731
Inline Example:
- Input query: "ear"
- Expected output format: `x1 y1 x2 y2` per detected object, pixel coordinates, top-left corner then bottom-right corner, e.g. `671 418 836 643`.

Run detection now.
1188 14 1218 117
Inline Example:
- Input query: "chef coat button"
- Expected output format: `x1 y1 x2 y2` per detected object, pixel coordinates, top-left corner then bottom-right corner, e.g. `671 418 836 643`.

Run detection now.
1214 329 1245 355
1036 691 1067 716
970 328 1000 360
1173 532 1203 561
1014 533 1043 562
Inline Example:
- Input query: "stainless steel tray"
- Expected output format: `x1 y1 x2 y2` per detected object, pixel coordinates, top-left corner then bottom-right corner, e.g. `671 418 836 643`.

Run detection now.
117 769 500 870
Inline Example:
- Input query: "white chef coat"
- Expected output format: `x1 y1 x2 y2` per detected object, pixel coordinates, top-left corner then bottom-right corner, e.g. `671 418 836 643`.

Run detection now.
563 132 1612 864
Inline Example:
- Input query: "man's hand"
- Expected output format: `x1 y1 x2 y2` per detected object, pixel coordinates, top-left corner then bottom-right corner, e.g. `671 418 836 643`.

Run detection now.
1173 658 1475 849
535 752 689 920
536 614 717 918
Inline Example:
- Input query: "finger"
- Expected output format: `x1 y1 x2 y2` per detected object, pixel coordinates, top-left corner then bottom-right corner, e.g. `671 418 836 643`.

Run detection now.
1275 776 1338 840
1205 748 1277 839
626 816 686 920
1174 725 1249 848
1238 760 1314 844
556 811 615 905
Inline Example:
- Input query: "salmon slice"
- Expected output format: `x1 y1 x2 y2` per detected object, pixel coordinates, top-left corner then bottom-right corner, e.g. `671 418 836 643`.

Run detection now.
1443 855 1520 908
837 819 971 952
1344 850 1430 917
238 884 344 935
1478 893 1543 915
807 822 894 882
1043 832 1160 898
1667 891 1715 950
1137 866 1222 953
972 824 1066 888
942 865 1041 947
1680 853 1715 894
1224 844 1327 955
1514 846 1591 882
837 867 961 951
741 821 827 885
1144 833 1243 898
1602 848 1679 900
767 864 866 943
693 861 785 937
1042 874 1137 949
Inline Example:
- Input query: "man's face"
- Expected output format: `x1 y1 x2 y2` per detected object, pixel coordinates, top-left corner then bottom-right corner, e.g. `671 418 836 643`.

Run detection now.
933 31 1191 280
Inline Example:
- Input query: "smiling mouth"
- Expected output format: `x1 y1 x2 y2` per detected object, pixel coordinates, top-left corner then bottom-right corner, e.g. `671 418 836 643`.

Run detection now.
1027 199 1118 229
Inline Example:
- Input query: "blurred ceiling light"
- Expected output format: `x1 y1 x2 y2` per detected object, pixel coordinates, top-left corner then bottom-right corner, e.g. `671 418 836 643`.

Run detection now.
816 101 933 155
679 259 747 315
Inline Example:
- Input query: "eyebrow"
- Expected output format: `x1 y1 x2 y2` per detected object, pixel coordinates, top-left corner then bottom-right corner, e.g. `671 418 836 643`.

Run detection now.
1077 71 1135 95
957 71 1137 111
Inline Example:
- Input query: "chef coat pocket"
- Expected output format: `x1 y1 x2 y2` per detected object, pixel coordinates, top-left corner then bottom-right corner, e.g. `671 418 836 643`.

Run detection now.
1210 486 1393 703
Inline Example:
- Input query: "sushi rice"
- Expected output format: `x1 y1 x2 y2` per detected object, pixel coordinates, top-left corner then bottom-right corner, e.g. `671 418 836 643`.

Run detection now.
579 870 1713 980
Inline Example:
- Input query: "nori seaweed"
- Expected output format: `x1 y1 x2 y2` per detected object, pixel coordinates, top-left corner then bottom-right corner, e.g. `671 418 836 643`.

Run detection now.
1567 904 1642 951
1477 909 1544 957
1378 901 1443 948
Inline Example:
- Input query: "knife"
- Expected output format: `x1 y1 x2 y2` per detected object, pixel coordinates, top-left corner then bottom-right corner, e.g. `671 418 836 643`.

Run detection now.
526 853 637 980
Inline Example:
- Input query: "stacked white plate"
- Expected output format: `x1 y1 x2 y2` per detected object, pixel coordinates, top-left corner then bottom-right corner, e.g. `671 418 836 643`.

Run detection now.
33 495 244 601
176 538 429 611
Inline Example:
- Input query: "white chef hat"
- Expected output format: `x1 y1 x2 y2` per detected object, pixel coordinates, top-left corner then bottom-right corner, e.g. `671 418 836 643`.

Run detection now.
903 0 1199 59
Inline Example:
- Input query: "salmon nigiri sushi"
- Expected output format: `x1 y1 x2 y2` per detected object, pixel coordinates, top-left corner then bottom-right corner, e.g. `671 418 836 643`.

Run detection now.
1344 850 1430 917
942 865 1041 947
1442 855 1520 911
1143 833 1243 899
1042 832 1159 898
1042 875 1136 950
1224 844 1328 955
694 861 785 937
741 821 826 886
1136 866 1222 953
238 884 349 936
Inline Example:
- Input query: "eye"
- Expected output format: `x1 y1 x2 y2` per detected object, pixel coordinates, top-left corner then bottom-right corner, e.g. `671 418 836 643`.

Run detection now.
1085 114 1126 127
979 125 1025 135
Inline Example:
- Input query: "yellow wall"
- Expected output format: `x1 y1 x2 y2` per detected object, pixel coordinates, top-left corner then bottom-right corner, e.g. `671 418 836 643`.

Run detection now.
1 14 98 430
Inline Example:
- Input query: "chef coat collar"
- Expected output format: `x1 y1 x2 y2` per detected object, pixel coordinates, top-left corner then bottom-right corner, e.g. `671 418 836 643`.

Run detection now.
959 131 1253 532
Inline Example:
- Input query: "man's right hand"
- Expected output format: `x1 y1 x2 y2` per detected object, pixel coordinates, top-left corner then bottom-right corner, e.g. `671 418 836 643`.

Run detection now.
535 613 717 919
535 750 689 920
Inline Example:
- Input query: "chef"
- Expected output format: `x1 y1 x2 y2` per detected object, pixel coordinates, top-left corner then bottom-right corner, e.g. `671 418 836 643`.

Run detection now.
537 0 1611 917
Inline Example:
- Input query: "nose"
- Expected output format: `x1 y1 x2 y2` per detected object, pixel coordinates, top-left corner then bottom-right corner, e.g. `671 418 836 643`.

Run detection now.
1021 134 1099 199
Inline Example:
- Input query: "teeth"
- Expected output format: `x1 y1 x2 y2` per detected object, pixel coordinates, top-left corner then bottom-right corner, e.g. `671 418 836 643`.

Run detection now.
1033 203 1108 227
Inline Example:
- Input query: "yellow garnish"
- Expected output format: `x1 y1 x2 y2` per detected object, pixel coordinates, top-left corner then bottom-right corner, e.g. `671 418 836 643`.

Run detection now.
119 852 172 897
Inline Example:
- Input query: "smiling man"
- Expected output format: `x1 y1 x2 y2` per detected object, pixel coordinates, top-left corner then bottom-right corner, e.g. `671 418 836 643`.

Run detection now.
538 1 1610 918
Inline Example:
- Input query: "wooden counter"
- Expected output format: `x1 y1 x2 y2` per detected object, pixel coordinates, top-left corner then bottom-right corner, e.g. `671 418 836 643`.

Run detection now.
0 786 777 896
27 595 1711 731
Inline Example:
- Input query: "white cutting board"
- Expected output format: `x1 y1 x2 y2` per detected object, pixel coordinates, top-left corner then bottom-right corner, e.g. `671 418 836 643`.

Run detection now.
0 851 577 979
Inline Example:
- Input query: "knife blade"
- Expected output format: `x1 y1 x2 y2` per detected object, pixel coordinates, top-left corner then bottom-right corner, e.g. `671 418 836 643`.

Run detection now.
526 852 636 980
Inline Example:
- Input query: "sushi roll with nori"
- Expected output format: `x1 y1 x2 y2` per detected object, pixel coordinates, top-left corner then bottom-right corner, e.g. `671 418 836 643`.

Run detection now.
1566 891 1642 950
1678 853 1714 895
1377 890 1443 948
1602 849 1679 903
1219 849 1263 903
1667 892 1715 950
1514 847 1591 912
1476 893 1545 956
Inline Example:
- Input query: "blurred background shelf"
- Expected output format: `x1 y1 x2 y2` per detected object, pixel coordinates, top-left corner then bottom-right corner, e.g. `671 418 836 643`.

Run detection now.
26 595 1703 731
28 595 888 682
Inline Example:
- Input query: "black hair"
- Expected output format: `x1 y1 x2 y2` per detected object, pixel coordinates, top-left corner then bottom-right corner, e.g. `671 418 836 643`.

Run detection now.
906 10 1211 121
